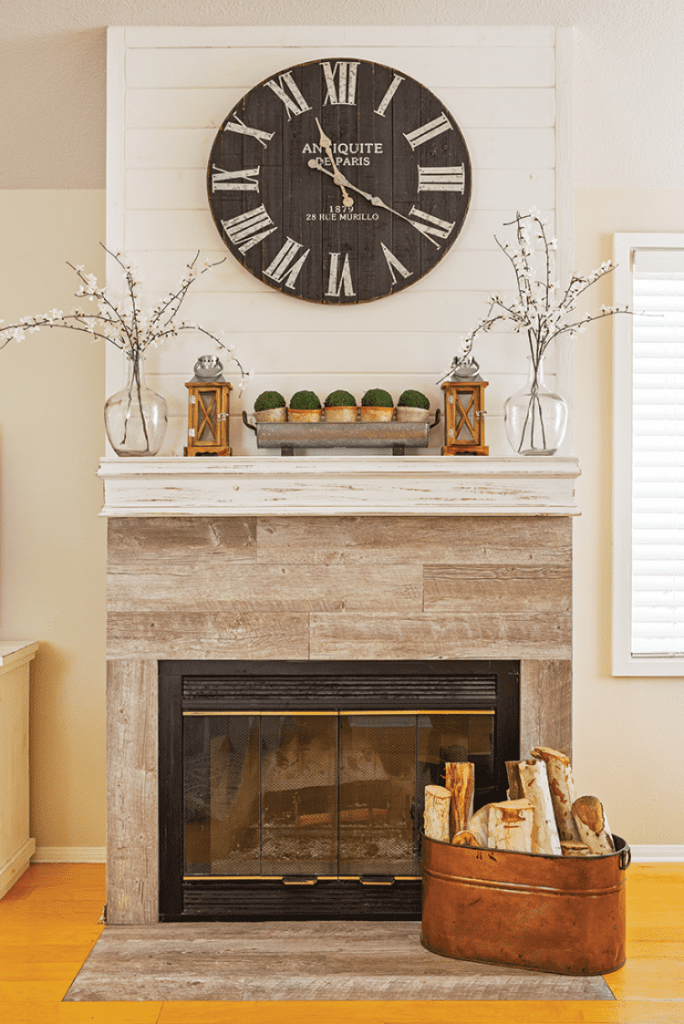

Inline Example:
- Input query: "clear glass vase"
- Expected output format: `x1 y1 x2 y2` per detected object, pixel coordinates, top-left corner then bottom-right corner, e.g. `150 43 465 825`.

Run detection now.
504 356 568 456
104 352 168 456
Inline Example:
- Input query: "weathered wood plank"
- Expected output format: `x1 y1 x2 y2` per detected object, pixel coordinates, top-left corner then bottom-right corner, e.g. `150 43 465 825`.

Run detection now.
106 659 158 925
99 459 581 516
107 564 424 614
520 660 572 758
310 613 571 661
423 567 571 615
107 612 310 661
107 517 257 567
256 515 572 566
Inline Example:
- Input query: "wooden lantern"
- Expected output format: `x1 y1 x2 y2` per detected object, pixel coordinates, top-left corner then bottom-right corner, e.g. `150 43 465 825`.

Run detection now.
184 380 232 456
441 380 489 456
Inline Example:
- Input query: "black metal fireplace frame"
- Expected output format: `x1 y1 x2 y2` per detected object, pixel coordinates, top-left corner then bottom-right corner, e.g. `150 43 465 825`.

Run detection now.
158 659 520 922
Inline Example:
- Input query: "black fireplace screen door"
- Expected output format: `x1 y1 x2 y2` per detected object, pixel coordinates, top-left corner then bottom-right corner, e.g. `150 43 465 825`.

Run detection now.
158 660 519 921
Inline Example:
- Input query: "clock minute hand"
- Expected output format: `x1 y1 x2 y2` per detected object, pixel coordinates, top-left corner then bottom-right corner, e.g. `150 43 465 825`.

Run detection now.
314 118 354 208
307 159 441 249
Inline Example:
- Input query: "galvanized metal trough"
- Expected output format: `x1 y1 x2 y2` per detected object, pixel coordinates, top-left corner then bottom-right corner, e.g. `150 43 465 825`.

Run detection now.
242 411 441 455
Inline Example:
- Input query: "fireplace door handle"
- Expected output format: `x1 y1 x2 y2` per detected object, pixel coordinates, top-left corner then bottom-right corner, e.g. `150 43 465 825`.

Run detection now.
359 875 395 886
282 875 318 886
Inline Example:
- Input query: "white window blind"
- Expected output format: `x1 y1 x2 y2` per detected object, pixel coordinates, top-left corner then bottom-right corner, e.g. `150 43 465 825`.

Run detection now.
613 234 684 674
631 249 684 657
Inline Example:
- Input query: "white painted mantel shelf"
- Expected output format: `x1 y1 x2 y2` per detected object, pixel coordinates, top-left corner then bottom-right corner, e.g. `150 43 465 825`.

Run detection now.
97 456 581 517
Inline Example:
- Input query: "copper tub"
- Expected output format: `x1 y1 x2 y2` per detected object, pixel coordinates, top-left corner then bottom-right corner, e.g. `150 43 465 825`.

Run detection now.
421 832 630 975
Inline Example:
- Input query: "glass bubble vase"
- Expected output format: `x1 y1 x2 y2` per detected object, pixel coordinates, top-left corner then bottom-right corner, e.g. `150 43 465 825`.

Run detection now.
104 351 168 456
504 356 568 456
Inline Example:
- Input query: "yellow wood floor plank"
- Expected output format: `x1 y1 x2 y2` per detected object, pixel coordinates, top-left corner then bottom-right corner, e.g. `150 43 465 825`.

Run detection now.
0 925 103 945
0 1001 164 1024
0 980 78 1001
0 941 101 963
606 957 684 1000
0 961 86 982
154 999 684 1024
624 940 684 960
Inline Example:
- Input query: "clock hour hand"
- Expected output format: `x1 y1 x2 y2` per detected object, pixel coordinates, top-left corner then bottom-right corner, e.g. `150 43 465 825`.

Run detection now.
307 159 441 248
314 117 354 208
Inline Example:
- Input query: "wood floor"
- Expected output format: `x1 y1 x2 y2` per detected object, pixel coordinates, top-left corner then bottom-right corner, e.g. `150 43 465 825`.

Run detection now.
0 862 681 1023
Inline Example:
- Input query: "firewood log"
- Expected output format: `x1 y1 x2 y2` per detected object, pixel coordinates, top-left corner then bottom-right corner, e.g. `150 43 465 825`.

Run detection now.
518 760 562 855
451 830 480 847
572 796 615 855
531 746 580 841
561 840 592 857
444 762 475 835
424 785 451 842
467 803 492 849
505 760 524 800
487 799 534 853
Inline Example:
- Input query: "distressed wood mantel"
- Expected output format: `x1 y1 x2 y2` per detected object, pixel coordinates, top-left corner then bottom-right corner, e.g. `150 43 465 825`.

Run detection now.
97 456 581 517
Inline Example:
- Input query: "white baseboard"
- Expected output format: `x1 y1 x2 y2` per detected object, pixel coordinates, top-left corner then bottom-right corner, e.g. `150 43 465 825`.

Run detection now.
630 845 684 863
32 846 106 863
0 837 36 898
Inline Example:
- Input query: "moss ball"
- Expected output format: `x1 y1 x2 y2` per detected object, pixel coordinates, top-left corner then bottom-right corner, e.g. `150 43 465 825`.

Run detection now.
254 390 286 412
324 389 357 407
397 389 430 409
361 388 394 408
289 389 322 410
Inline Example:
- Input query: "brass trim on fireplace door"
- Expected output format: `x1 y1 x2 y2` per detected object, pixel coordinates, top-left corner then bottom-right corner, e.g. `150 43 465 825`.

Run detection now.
183 874 422 882
182 709 495 716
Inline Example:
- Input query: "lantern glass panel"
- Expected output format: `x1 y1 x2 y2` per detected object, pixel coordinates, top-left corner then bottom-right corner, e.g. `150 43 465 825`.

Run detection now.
197 390 218 442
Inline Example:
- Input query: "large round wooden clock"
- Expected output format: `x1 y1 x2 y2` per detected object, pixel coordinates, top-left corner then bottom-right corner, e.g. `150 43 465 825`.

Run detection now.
207 58 471 304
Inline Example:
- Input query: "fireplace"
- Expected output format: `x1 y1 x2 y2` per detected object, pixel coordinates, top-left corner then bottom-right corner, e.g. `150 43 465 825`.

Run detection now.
157 659 519 920
100 459 577 925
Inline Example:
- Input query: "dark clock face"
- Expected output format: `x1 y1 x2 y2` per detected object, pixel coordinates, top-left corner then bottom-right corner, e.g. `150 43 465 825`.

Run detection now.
207 58 471 304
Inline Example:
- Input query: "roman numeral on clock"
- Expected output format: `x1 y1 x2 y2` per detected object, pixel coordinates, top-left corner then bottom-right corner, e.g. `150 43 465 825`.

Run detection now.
374 74 404 117
265 71 311 119
418 164 466 193
223 115 274 149
408 207 456 248
404 112 453 151
264 238 310 290
380 242 412 286
325 253 355 298
222 205 277 253
211 165 260 192
321 61 359 105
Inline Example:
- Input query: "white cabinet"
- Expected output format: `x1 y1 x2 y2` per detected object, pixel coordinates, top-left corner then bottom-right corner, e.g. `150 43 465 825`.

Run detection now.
0 641 38 898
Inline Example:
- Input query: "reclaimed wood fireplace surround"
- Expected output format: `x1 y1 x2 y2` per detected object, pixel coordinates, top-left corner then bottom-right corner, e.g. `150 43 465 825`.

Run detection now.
101 457 578 925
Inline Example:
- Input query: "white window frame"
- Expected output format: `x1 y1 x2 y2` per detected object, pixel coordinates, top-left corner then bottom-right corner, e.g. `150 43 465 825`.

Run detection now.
613 232 684 675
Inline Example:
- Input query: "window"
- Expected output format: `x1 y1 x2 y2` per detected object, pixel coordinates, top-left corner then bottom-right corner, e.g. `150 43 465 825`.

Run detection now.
613 233 684 675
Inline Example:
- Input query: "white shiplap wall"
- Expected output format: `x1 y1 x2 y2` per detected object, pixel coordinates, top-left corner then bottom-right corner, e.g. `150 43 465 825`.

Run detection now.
106 25 572 457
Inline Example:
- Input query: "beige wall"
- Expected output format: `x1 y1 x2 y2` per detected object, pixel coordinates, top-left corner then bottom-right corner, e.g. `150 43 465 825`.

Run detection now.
0 191 107 851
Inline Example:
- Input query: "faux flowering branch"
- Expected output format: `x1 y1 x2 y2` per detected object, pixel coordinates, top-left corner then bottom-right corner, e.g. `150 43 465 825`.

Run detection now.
0 245 251 391
456 209 629 372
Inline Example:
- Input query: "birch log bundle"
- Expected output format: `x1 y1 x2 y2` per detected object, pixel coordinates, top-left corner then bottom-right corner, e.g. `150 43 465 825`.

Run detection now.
423 748 616 857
